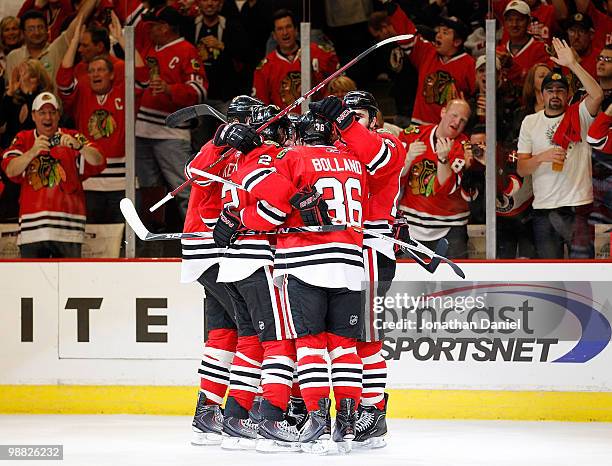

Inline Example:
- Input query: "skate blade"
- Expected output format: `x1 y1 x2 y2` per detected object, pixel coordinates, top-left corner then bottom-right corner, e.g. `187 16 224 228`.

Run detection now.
220 436 257 450
300 438 336 455
334 439 353 454
191 430 223 446
353 436 386 449
256 438 301 453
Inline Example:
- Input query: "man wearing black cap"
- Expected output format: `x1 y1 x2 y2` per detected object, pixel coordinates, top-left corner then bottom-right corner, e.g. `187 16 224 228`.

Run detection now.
135 5 208 219
566 13 598 80
368 3 475 126
517 38 603 258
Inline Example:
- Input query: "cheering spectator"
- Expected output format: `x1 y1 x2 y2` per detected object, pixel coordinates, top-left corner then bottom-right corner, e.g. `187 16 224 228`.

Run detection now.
6 0 98 85
57 15 147 224
509 62 551 148
496 1 550 94
18 0 75 43
369 4 475 125
0 16 23 79
327 75 357 99
0 91 105 258
0 59 54 149
494 0 567 44
135 5 208 217
565 13 598 84
398 99 472 258
517 38 603 259
252 9 339 109
74 21 125 82
185 0 251 101
575 0 612 50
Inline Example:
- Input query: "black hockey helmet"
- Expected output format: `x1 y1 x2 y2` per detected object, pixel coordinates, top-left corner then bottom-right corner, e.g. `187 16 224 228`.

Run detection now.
296 111 333 145
226 95 264 123
250 104 291 144
343 90 379 121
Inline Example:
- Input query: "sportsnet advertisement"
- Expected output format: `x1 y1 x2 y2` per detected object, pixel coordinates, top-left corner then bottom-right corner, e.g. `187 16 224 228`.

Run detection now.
1 261 612 390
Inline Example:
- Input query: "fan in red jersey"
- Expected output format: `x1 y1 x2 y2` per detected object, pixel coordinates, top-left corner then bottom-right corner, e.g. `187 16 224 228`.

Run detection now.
252 9 339 110
1 92 105 258
398 99 472 258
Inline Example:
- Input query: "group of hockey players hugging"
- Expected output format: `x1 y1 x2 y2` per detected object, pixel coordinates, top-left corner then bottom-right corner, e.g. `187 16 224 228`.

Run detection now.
183 90 406 454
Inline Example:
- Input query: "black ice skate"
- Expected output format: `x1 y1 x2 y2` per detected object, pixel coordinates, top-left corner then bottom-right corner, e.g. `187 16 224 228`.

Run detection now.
332 398 357 453
256 399 301 453
220 397 260 450
299 398 332 454
286 396 308 431
354 393 388 449
191 392 223 446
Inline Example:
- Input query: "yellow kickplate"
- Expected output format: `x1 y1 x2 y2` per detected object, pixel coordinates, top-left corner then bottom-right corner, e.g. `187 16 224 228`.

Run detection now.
1 386 611 421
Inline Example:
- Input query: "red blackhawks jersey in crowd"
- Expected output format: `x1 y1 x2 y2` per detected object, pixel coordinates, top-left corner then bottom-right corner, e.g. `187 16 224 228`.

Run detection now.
136 38 208 141
497 38 551 88
253 44 339 109
398 124 470 241
1 129 104 245
389 6 475 125
338 122 406 259
240 143 367 291
56 64 146 192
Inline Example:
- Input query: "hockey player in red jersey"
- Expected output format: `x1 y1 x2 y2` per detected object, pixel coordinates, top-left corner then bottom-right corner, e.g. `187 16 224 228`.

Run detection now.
213 111 367 453
324 91 406 448
209 106 306 451
184 96 262 446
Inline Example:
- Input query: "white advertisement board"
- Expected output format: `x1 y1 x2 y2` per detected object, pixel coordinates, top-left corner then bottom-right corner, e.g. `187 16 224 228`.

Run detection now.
1 261 611 391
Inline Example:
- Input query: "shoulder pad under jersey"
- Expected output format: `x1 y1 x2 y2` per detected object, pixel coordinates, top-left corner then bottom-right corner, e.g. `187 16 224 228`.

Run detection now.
256 58 268 70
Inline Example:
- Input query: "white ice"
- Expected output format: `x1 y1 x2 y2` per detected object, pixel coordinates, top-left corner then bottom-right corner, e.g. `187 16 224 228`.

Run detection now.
1 415 611 466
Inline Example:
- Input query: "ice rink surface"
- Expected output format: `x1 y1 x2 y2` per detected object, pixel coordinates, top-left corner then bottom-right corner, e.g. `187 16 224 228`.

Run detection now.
1 415 611 466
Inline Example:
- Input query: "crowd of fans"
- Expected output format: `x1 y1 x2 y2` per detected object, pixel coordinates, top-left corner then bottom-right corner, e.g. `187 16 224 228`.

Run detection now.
0 0 610 259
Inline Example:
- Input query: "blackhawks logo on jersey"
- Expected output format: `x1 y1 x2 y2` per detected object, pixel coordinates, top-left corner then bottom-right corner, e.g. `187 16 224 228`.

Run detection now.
409 158 437 197
280 71 301 106
26 154 67 191
146 56 160 79
88 109 116 140
423 70 458 105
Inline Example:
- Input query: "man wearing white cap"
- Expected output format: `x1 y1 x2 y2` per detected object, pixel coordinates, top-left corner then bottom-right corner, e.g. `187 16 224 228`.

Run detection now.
496 1 551 89
0 91 105 258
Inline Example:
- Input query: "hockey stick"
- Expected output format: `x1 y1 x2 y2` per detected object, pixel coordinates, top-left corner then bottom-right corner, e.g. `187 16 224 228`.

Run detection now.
189 169 465 278
149 34 414 212
165 103 228 127
120 198 346 241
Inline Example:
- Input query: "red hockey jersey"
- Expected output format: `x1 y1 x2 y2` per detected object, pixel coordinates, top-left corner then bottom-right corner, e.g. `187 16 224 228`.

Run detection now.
240 144 367 291
398 124 470 241
587 112 612 155
497 38 551 88
180 141 232 283
1 129 104 245
338 122 406 259
136 38 208 140
253 43 339 109
56 64 146 192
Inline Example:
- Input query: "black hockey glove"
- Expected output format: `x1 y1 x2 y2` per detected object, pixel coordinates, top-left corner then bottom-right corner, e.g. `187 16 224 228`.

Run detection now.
309 96 354 131
213 207 243 248
213 123 263 154
289 186 332 226
392 219 412 255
